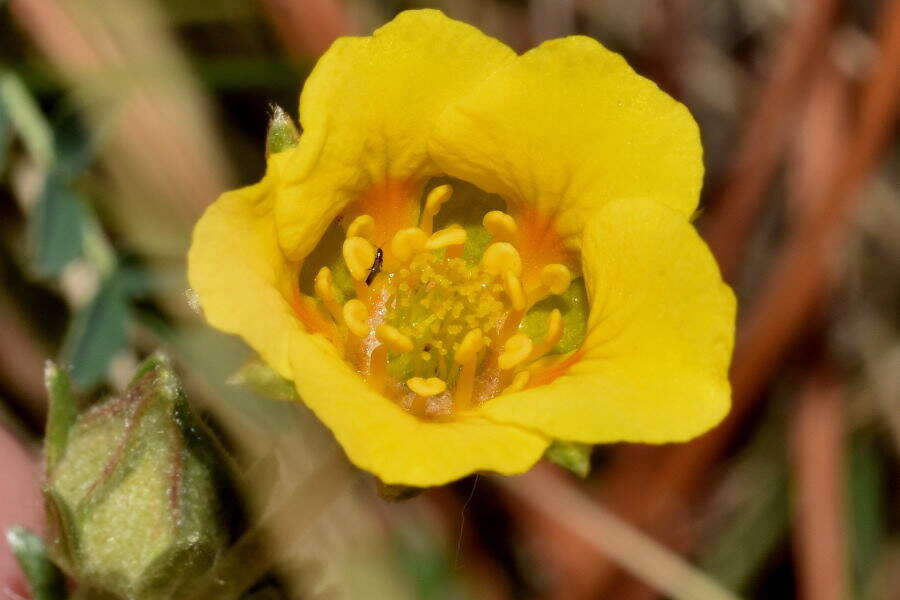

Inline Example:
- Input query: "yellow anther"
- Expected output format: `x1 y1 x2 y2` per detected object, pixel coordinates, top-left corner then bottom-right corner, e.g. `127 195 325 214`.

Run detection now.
502 271 526 311
483 211 518 242
343 236 376 282
342 299 370 338
502 371 531 394
530 309 564 360
425 226 467 251
455 328 484 365
544 308 564 347
314 267 343 321
541 264 572 295
376 324 414 354
314 266 336 303
390 227 428 263
346 214 375 240
420 184 453 235
481 242 522 277
498 333 533 370
407 377 447 397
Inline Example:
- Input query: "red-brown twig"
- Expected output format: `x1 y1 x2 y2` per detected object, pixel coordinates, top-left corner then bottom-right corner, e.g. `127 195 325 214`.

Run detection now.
702 0 840 279
258 0 355 58
790 368 847 600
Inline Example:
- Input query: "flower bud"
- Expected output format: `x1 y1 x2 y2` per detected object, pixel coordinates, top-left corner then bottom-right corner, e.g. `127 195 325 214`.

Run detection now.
43 354 239 599
265 105 300 157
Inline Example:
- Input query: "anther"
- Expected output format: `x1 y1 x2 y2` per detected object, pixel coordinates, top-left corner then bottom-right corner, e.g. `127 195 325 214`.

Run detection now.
407 377 447 397
346 214 375 240
498 333 533 370
343 237 377 282
376 324 414 354
502 272 526 311
541 264 572 295
342 299 370 338
483 211 518 242
425 226 467 251
502 371 531 394
390 227 428 264
453 328 484 411
455 328 484 366
481 242 522 277
530 308 564 360
314 267 343 322
419 184 453 235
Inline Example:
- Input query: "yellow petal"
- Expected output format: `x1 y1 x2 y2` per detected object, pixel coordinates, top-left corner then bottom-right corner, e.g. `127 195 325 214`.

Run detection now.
430 36 703 250
288 334 547 486
187 152 308 379
481 198 735 443
275 9 516 261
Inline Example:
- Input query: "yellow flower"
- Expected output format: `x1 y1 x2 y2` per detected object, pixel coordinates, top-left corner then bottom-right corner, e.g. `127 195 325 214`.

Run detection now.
188 10 736 487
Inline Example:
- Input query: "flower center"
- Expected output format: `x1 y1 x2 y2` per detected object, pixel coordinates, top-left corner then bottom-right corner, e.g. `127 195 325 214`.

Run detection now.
310 184 573 419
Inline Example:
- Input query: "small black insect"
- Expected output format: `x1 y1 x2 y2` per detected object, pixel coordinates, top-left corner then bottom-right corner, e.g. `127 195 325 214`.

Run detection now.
366 247 383 285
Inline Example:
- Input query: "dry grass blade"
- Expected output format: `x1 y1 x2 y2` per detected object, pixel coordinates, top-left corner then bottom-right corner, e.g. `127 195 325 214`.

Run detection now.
497 465 742 600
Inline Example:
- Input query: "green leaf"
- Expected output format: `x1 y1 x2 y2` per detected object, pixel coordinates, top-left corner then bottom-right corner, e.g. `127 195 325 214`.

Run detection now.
545 440 592 478
0 71 54 168
265 105 299 157
60 271 128 388
228 359 298 401
6 527 68 600
29 173 86 276
846 432 887 598
44 361 77 471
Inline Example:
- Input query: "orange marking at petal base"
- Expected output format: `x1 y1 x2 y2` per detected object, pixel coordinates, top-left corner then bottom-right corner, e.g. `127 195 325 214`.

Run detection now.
513 205 575 289
290 290 341 347
528 349 586 388
342 179 422 252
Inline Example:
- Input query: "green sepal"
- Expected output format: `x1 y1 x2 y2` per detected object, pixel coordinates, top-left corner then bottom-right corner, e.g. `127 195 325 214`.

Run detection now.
265 105 299 157
545 441 592 478
44 361 77 472
6 526 68 600
228 359 298 401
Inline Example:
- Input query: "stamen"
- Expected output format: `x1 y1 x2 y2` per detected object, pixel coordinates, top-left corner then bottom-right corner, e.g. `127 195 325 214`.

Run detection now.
527 263 573 306
499 333 533 370
502 271 526 311
483 211 518 242
481 242 522 277
425 226 467 251
455 328 484 365
346 214 375 240
541 264 572 295
529 308 564 360
502 371 531 394
419 184 453 235
376 324 414 353
343 236 377 282
453 328 484 410
342 299 370 338
390 227 428 264
407 377 447 397
314 267 343 322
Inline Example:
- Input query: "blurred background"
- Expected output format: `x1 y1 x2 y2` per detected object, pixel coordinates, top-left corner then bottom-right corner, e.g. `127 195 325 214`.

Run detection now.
1 0 899 598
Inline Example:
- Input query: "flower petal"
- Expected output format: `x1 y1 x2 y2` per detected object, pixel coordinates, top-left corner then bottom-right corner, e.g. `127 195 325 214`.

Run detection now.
481 198 735 443
276 9 516 260
430 36 703 250
289 334 548 486
188 152 308 378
